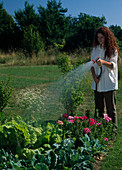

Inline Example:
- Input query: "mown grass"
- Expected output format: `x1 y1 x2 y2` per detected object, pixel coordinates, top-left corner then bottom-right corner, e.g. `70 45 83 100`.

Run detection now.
0 57 121 169
99 59 122 170
0 65 62 89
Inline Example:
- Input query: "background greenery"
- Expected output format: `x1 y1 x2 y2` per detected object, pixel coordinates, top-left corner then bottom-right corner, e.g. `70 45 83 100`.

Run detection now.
0 0 122 57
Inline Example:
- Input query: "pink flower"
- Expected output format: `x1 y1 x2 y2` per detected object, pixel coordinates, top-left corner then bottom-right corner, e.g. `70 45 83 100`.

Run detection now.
89 121 95 126
89 118 96 126
74 116 79 119
57 120 63 125
68 119 75 123
104 137 108 141
83 128 91 134
62 113 68 118
82 116 88 120
79 117 83 120
90 118 96 122
103 114 112 122
90 118 94 121
68 116 74 119
97 123 101 126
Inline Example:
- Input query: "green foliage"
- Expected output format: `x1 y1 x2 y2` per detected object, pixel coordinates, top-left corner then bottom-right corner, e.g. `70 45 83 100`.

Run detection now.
22 25 44 57
57 54 85 113
14 1 39 31
65 13 107 51
0 3 20 50
38 0 69 46
109 25 122 41
118 41 122 51
57 53 73 73
0 79 13 112
0 120 61 158
109 25 122 52
43 138 94 169
79 134 107 156
54 39 66 50
60 79 85 113
0 119 30 153
76 13 106 47
0 149 19 169
0 112 117 169
0 1 122 52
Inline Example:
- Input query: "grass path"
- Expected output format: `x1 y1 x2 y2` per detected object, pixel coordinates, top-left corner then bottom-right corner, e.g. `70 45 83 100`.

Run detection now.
99 77 122 170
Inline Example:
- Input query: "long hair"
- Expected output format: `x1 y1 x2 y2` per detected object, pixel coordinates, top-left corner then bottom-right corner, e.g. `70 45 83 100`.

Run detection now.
92 26 119 58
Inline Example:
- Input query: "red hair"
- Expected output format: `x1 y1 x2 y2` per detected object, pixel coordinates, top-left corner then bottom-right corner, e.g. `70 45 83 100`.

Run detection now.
92 26 119 58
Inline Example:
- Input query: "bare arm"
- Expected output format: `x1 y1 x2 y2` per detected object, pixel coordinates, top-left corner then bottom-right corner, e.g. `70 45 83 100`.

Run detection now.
96 59 113 69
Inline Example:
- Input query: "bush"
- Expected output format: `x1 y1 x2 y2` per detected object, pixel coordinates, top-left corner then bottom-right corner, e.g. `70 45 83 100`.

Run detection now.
22 25 44 57
56 53 73 73
57 54 85 113
60 77 85 113
0 79 13 112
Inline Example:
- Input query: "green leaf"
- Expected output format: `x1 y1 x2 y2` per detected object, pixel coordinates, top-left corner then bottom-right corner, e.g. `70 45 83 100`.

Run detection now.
47 150 57 169
35 163 49 170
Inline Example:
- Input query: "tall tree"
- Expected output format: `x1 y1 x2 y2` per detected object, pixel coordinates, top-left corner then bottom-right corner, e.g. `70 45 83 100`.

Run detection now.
109 25 122 41
14 1 44 56
14 1 39 31
22 25 44 57
0 3 21 50
71 13 107 49
38 0 69 46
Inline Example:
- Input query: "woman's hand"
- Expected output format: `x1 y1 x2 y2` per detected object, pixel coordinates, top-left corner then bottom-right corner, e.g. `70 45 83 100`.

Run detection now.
91 67 99 84
96 59 103 67
94 75 99 84
97 59 113 69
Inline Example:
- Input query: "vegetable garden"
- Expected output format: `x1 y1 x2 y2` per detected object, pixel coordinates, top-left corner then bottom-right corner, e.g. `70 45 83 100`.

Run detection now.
0 55 121 169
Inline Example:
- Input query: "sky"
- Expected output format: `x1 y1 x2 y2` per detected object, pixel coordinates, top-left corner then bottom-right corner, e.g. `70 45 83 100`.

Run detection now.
1 0 122 28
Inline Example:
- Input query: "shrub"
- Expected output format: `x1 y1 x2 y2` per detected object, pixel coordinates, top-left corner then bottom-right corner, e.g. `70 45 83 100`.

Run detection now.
60 78 85 113
0 79 13 112
22 25 44 57
56 53 73 73
57 54 85 114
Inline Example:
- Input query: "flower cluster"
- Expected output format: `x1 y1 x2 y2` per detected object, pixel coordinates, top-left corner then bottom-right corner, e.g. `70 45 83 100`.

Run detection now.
89 118 97 126
103 114 112 122
61 113 102 127
57 113 113 139
83 128 91 134
59 113 101 135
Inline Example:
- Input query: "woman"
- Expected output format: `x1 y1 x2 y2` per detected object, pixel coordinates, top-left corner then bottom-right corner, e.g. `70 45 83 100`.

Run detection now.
91 26 119 126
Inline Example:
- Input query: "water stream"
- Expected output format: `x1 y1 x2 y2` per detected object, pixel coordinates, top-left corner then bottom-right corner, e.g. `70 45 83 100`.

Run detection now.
39 60 94 120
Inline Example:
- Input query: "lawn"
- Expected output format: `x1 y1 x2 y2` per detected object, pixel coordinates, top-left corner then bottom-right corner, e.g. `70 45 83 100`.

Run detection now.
0 65 62 88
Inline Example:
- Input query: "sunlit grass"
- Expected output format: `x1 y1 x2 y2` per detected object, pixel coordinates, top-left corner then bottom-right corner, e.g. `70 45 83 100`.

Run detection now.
0 66 62 89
